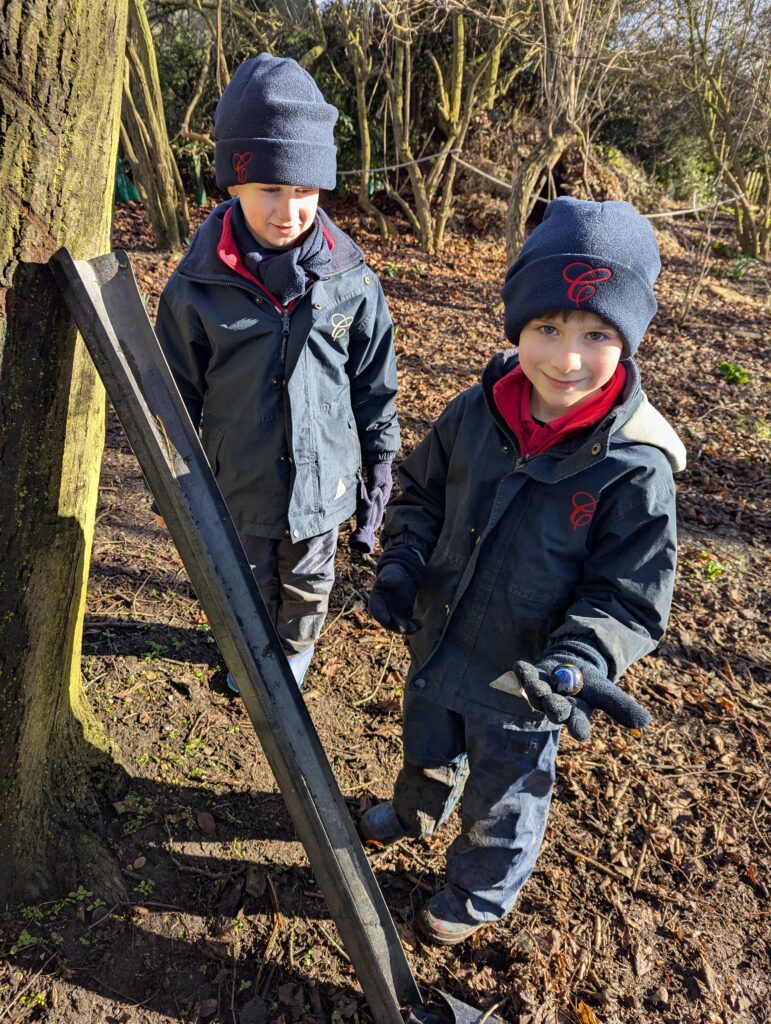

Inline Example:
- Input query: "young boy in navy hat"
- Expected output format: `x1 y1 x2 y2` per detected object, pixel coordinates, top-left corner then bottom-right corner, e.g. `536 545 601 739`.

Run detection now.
361 197 686 944
156 54 399 688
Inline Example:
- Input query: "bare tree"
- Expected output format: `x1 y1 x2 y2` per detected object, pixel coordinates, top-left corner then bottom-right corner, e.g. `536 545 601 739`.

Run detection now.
379 0 531 253
505 0 624 259
122 0 190 251
330 0 398 238
682 0 770 257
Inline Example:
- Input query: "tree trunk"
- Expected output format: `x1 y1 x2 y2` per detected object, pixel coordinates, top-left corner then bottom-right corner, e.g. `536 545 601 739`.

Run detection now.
505 126 578 261
0 0 130 903
121 0 189 251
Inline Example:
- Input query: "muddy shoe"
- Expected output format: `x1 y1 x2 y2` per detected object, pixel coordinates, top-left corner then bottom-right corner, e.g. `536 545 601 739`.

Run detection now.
417 891 486 946
360 801 408 847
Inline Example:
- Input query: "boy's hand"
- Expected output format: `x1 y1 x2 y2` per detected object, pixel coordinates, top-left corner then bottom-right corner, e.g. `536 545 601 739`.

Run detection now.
350 462 393 554
568 670 652 739
367 544 425 635
491 661 651 742
490 662 575 727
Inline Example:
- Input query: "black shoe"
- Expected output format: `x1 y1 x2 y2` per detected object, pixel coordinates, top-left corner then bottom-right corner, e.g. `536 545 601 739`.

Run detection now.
417 890 487 946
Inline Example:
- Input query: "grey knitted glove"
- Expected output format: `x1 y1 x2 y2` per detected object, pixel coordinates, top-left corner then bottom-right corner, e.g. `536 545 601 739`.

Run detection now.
491 660 651 742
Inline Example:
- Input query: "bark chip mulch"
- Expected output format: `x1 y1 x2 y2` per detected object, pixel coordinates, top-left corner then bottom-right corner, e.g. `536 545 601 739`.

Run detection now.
2 198 769 1024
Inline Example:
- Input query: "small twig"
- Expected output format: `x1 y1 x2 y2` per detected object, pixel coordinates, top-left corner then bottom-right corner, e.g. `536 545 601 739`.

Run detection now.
405 872 433 894
478 998 506 1024
97 982 159 1008
131 559 166 613
632 839 650 893
315 922 351 964
317 593 357 640
185 711 206 744
352 640 394 707
256 872 283 988
164 819 232 879
83 902 121 933
560 844 631 882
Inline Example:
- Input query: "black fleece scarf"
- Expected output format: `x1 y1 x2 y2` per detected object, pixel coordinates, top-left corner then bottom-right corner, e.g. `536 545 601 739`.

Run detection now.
231 199 332 306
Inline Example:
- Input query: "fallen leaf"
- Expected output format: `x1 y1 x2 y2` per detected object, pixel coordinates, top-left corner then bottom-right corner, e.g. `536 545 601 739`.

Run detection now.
239 995 267 1024
197 810 216 834
576 1000 602 1024
245 864 267 898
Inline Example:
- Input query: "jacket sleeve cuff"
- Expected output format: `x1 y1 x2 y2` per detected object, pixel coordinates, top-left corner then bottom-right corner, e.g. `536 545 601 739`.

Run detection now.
382 530 433 562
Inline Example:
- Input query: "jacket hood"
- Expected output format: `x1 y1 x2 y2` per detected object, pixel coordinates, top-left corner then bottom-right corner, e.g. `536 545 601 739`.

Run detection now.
176 198 364 284
482 348 686 473
615 393 687 473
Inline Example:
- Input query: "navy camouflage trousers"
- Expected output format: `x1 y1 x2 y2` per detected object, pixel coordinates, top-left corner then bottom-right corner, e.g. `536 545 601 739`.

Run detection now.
241 527 338 657
392 691 560 924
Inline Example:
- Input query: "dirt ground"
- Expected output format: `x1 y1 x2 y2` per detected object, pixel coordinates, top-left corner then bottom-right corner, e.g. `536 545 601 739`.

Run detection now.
1 195 770 1024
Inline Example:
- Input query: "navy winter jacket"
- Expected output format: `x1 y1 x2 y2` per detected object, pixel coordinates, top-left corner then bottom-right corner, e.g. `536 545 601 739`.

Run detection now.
156 199 400 540
382 350 686 730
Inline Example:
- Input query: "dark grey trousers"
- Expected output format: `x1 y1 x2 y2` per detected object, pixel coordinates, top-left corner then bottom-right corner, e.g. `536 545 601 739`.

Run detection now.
241 527 338 657
392 691 560 924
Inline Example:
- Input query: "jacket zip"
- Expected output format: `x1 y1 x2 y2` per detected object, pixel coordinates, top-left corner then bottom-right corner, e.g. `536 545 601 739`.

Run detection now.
481 382 526 470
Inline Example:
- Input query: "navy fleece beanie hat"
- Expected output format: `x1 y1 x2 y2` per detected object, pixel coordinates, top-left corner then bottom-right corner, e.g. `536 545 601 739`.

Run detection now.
215 54 338 191
502 197 661 357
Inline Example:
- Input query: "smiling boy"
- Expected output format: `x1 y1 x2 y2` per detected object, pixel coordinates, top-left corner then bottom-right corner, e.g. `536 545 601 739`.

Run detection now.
361 197 686 944
156 55 399 689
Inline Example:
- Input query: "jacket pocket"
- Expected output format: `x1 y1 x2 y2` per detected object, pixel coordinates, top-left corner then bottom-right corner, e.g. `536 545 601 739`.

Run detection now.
316 403 361 508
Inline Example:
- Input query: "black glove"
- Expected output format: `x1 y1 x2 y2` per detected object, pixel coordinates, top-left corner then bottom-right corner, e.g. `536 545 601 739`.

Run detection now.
368 544 425 635
492 660 651 743
350 462 393 554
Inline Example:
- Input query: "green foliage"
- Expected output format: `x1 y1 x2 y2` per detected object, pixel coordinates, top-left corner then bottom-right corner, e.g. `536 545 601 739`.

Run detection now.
718 361 750 385
653 135 716 203
10 928 42 955
19 991 46 1009
724 255 760 280
134 878 155 898
702 557 725 581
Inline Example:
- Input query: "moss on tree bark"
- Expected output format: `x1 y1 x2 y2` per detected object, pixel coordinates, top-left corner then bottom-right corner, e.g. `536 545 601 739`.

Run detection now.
0 0 130 903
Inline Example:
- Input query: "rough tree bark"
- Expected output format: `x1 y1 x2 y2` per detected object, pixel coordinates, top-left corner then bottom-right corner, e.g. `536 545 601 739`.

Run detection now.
0 0 130 902
505 125 578 260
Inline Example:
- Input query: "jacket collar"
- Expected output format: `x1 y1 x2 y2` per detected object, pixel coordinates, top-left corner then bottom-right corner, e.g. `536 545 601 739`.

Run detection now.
175 198 365 286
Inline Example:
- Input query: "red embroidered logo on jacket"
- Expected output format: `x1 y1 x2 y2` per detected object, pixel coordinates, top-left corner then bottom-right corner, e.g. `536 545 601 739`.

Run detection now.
232 151 253 184
570 491 597 529
562 262 613 306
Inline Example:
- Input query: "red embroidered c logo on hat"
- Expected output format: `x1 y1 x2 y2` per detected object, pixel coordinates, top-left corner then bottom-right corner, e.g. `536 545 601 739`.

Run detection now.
232 151 253 184
562 262 613 307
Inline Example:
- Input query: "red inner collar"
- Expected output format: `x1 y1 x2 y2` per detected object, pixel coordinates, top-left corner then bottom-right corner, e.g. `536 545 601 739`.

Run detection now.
492 363 627 457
